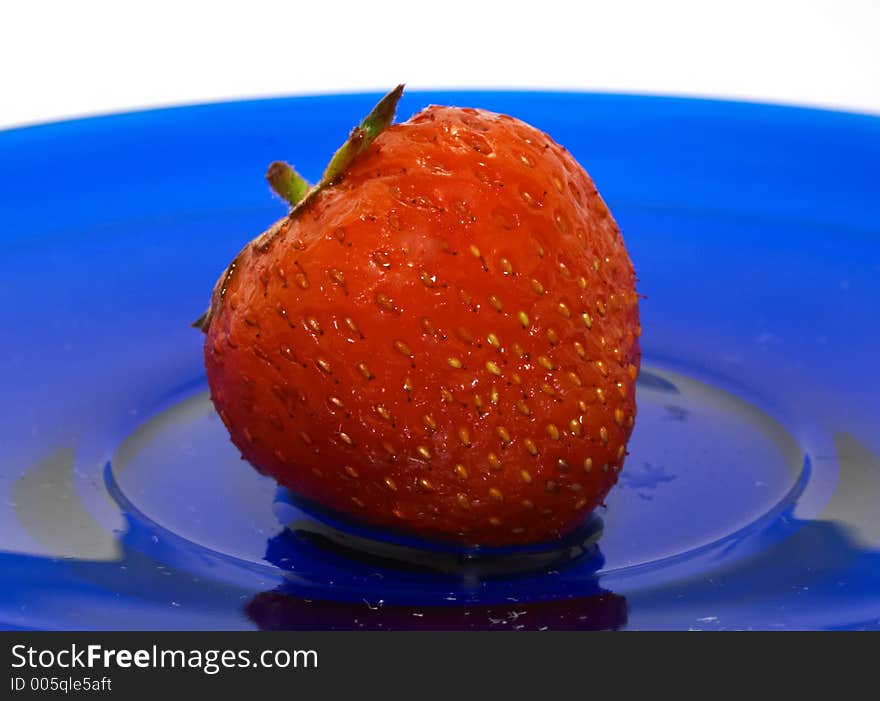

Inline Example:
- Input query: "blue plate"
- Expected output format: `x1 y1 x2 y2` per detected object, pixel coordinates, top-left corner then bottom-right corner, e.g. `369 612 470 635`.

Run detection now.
1 91 879 630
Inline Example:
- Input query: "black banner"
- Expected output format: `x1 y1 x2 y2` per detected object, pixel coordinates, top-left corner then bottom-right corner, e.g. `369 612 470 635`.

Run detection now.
1 631 870 697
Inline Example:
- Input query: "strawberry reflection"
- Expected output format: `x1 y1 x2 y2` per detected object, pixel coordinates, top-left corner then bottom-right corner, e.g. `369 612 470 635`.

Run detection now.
245 527 627 631
246 589 627 631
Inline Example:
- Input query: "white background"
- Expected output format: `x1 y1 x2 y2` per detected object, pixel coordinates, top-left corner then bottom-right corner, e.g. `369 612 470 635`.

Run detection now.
1 0 878 130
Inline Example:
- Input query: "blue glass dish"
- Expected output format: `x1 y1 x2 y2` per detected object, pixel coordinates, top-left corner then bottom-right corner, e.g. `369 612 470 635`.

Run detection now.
1 91 878 630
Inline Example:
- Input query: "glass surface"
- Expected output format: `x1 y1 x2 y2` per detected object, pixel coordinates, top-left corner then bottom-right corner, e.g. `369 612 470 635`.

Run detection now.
1 91 878 630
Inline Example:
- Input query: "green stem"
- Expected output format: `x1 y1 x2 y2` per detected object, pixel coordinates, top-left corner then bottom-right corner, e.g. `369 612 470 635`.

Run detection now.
284 84 405 213
266 161 311 207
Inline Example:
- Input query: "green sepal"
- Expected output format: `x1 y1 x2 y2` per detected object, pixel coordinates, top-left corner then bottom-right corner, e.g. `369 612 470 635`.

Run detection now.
321 84 405 185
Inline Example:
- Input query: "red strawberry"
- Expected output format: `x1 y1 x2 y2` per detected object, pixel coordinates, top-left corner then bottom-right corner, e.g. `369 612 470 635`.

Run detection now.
197 86 640 547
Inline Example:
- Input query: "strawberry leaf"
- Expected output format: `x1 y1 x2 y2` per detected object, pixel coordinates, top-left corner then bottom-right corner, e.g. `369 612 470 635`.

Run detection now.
322 84 405 186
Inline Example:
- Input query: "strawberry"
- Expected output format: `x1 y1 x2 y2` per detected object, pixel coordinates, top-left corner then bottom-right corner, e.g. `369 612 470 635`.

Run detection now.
197 86 640 547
